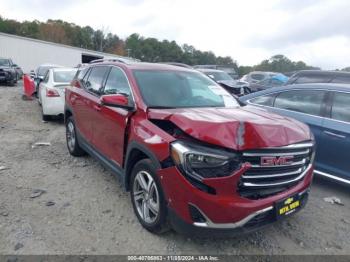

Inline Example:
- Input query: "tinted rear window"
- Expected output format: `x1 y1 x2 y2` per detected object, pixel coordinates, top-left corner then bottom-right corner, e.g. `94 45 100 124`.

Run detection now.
331 76 350 84
38 66 55 77
53 70 77 83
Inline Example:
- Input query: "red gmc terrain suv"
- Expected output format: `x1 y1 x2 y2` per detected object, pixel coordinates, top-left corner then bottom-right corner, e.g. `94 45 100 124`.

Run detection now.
65 60 315 235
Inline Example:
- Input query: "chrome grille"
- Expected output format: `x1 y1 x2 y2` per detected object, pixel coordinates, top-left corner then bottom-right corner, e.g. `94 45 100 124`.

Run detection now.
238 142 314 199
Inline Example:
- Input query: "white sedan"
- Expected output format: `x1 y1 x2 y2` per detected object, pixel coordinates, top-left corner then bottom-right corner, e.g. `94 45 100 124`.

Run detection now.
38 68 77 121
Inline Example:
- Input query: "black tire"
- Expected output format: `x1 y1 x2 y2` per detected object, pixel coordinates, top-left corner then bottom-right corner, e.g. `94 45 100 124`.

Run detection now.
42 113 51 121
41 103 50 121
130 159 170 234
8 78 16 86
66 116 86 156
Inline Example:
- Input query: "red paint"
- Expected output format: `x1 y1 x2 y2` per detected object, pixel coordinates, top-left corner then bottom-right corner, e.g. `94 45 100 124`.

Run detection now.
66 62 315 231
147 106 311 150
159 166 313 224
23 74 36 99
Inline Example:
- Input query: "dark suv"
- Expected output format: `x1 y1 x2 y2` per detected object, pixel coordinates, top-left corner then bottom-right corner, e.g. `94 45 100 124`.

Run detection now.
0 57 20 86
65 61 315 235
286 70 350 85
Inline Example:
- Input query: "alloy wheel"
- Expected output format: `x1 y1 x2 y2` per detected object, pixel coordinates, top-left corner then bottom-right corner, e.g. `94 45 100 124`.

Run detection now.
67 121 76 152
133 170 160 224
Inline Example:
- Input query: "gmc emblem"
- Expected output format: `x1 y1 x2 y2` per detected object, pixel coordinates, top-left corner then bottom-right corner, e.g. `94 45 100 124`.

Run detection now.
261 156 294 166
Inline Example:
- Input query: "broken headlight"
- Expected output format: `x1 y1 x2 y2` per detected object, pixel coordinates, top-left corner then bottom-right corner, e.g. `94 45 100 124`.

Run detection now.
171 141 241 181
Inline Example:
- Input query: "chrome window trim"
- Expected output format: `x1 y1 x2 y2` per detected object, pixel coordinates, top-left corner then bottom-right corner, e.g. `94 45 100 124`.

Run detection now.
314 170 350 185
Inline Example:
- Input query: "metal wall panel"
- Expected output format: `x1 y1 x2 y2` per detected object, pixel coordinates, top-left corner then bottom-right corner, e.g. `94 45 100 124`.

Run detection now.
0 33 128 73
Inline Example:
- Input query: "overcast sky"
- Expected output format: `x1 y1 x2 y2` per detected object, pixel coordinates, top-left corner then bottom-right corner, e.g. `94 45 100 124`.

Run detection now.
1 0 349 69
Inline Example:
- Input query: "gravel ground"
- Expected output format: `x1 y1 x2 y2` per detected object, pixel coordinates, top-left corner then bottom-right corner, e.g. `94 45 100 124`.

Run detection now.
0 83 349 255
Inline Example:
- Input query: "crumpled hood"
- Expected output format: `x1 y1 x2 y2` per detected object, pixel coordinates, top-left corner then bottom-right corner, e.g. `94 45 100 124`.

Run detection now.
217 80 242 89
148 106 312 150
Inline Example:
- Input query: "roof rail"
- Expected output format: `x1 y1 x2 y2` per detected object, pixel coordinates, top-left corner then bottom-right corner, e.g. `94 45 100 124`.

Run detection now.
89 58 129 64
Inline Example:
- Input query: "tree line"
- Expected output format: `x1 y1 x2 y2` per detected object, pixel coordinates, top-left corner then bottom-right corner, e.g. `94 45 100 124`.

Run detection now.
0 16 330 76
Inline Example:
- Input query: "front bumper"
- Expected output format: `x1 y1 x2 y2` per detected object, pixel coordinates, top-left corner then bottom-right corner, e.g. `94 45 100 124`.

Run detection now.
169 190 309 237
0 71 14 82
158 164 313 234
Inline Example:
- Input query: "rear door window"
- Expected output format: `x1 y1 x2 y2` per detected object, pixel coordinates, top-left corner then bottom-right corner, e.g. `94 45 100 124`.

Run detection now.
331 76 350 84
274 90 326 116
85 66 109 95
331 92 350 122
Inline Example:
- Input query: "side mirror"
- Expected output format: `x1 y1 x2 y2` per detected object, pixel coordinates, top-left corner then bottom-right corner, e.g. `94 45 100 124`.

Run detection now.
100 94 133 110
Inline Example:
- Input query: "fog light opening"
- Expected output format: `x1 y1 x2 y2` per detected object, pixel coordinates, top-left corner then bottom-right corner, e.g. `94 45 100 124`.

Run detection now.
189 204 207 223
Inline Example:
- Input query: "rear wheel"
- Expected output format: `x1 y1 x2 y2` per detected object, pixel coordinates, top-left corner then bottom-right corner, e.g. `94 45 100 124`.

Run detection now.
42 113 51 121
66 116 86 156
130 159 170 234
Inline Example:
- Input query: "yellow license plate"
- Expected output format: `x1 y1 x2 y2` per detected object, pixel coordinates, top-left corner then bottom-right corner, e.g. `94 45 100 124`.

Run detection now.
276 195 301 217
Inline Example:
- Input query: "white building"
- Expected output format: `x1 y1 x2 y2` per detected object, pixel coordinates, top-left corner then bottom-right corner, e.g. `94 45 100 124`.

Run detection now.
0 32 131 73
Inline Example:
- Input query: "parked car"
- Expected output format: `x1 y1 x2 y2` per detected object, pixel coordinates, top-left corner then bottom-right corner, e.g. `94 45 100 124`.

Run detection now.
0 57 21 85
249 75 287 92
240 83 350 185
198 68 251 96
194 65 239 79
286 70 350 85
38 67 77 120
65 60 314 235
33 64 62 96
241 71 287 84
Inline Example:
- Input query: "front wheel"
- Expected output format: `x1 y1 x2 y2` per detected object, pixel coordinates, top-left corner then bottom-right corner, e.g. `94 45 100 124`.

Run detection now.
130 159 170 234
66 116 86 156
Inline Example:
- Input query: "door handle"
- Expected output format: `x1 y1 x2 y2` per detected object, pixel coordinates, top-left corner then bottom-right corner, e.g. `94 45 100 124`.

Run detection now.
93 104 102 111
324 130 346 139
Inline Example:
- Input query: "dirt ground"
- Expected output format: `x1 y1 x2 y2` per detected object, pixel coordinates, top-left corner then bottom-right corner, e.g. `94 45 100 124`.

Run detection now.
0 82 349 255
